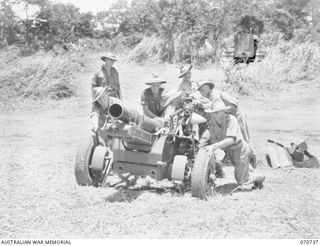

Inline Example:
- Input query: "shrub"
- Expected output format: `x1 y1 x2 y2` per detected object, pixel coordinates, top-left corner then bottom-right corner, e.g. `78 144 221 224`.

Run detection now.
221 41 320 95
109 33 144 54
0 49 91 106
122 36 163 64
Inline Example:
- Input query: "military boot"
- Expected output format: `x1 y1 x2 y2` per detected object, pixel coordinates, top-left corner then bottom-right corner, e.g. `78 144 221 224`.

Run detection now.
215 161 225 178
249 148 257 169
252 174 265 188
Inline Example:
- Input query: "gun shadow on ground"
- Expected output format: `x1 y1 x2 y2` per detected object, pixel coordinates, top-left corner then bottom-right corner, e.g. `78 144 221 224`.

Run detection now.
102 174 182 203
102 173 256 202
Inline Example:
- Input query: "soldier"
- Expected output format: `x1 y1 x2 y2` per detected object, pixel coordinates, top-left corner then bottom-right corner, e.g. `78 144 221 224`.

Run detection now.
201 99 265 188
91 53 122 100
196 79 256 168
196 79 250 144
177 64 197 95
141 75 166 119
90 87 119 131
161 90 224 178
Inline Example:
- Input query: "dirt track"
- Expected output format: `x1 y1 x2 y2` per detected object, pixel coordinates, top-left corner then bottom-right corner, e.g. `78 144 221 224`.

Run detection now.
0 64 320 238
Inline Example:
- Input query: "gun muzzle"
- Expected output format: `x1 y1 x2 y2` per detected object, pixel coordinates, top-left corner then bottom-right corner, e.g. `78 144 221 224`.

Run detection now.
108 102 162 132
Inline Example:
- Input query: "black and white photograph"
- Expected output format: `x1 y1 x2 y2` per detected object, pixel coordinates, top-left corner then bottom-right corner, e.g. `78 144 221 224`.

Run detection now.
0 0 319 241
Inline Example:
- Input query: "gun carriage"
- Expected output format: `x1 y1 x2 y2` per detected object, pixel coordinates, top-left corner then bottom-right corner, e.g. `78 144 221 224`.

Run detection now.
75 94 216 200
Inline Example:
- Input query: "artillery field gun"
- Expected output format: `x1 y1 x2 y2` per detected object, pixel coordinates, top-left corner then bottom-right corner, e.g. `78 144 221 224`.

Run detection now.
75 93 216 200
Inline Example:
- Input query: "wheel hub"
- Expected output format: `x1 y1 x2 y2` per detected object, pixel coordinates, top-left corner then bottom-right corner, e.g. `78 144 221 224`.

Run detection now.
91 145 108 172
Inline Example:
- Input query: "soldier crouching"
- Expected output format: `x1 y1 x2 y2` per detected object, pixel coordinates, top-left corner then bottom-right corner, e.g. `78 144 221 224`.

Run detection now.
200 99 265 188
90 87 119 132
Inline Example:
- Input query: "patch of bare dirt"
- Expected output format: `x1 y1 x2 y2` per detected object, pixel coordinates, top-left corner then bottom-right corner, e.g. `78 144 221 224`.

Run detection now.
0 63 319 238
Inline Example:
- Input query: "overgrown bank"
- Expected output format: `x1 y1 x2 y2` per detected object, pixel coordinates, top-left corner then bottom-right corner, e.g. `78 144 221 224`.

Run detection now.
0 46 95 109
1 39 319 110
220 41 320 95
122 38 320 95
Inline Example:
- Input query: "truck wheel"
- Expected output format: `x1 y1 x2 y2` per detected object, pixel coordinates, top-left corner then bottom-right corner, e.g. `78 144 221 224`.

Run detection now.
191 148 215 200
75 136 106 186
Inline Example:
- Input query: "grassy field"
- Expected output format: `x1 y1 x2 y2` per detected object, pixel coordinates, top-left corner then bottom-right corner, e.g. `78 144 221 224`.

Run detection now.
0 52 320 238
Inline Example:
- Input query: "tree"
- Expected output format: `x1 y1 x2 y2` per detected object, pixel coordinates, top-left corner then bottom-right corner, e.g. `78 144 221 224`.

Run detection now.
304 0 320 40
34 2 83 48
277 0 311 28
0 0 21 45
16 0 48 45
272 8 294 39
95 0 129 38
238 15 265 34
77 12 96 38
266 0 312 39
119 0 161 35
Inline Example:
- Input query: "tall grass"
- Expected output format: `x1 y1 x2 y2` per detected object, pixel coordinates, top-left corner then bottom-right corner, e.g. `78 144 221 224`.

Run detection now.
0 47 92 108
123 36 163 64
221 41 320 95
1 39 319 108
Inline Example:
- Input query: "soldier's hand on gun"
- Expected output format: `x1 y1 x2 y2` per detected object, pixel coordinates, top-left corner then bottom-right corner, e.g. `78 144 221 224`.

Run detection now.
110 120 121 133
192 99 203 109
92 124 98 132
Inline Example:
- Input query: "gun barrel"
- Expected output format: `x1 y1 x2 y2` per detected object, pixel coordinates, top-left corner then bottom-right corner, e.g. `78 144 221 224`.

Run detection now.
108 102 162 132
102 123 154 145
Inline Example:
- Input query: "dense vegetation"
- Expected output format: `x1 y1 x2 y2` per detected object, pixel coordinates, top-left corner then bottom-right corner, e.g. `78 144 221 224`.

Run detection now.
0 0 320 105
1 0 320 61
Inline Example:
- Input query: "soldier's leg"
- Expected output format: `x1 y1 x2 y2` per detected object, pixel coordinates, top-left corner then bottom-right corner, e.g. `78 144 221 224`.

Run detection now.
226 144 250 185
199 129 225 178
235 107 250 143
236 107 257 168
227 142 265 187
215 161 225 178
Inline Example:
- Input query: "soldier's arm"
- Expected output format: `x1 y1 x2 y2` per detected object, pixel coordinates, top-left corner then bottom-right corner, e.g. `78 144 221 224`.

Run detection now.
142 105 158 119
91 72 99 87
204 116 239 151
177 79 184 92
161 105 175 119
115 69 122 100
91 102 101 118
90 102 101 130
205 137 235 152
196 95 211 109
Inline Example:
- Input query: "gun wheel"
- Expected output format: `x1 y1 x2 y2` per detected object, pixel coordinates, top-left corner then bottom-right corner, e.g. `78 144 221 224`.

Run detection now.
75 136 109 186
191 148 215 200
171 155 188 181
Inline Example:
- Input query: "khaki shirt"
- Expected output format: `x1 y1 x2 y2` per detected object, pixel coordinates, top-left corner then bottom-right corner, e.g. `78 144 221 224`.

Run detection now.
92 66 122 100
206 114 243 150
140 87 165 117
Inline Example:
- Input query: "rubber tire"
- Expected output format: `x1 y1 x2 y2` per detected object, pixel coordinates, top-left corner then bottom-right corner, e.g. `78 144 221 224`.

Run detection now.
75 136 106 186
171 155 188 181
191 148 215 200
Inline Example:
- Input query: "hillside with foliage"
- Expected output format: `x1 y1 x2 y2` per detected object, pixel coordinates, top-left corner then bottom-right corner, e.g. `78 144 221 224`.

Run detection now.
1 0 320 105
1 0 320 60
